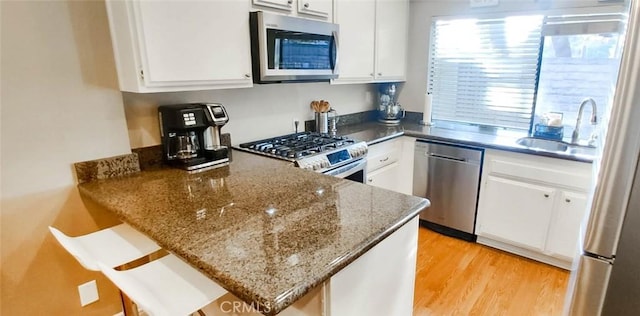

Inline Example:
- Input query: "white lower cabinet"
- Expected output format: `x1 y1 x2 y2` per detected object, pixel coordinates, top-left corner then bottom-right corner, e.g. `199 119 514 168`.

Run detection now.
546 191 589 260
328 217 418 316
366 136 414 195
476 149 593 269
367 162 400 191
479 176 555 252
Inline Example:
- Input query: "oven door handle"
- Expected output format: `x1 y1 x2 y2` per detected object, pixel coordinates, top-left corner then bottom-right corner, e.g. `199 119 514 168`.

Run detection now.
324 159 367 178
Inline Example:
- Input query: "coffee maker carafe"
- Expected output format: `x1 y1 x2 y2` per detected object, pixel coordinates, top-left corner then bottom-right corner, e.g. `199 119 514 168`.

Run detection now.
159 103 230 171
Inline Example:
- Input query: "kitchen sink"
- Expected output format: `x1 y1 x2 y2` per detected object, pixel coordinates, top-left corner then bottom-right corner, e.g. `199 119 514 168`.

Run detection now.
516 137 596 157
516 137 569 152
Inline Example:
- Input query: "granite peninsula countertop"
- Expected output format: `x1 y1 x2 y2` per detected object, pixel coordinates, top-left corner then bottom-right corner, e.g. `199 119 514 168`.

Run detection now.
78 150 429 315
337 121 595 163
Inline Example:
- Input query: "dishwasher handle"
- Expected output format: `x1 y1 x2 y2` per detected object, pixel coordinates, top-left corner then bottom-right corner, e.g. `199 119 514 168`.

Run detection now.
426 152 468 163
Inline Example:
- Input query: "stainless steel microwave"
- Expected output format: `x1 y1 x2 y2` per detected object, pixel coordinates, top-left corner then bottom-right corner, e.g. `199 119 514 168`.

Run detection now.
249 11 339 83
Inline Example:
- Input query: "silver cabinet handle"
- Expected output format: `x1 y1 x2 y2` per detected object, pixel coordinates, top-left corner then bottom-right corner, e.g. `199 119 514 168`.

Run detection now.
380 157 389 163
287 0 293 4
378 73 382 76
544 194 550 198
565 198 571 203
244 74 251 78
304 2 309 8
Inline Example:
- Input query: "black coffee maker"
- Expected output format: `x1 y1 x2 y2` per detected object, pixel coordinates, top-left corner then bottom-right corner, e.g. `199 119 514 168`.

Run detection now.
158 103 230 171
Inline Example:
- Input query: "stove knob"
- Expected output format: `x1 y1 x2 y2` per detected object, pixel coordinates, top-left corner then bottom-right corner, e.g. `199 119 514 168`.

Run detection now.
312 161 321 171
321 160 330 169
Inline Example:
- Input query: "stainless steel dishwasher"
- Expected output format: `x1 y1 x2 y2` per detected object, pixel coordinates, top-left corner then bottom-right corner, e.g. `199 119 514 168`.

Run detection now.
413 140 483 241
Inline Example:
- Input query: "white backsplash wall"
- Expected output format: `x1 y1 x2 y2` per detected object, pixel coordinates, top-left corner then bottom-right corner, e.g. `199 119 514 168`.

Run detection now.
123 83 376 148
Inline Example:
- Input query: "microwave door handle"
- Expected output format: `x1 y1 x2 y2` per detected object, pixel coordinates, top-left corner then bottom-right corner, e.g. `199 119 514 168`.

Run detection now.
332 30 339 74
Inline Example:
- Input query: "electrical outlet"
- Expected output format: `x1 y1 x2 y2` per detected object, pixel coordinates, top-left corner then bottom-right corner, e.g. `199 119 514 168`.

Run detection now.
78 280 99 306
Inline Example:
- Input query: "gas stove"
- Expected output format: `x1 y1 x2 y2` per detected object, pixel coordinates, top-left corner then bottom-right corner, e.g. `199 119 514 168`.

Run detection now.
237 132 368 173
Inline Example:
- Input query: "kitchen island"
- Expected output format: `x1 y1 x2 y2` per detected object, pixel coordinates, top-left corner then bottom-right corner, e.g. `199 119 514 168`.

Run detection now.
77 150 429 315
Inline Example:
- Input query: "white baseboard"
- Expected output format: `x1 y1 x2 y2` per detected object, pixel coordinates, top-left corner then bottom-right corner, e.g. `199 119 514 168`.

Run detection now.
477 236 572 270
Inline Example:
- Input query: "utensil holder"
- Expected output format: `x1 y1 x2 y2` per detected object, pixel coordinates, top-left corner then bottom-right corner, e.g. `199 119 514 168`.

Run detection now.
315 112 329 134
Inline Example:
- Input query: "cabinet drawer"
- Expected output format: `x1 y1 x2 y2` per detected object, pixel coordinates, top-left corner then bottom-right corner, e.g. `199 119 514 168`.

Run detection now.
485 149 592 191
367 139 401 172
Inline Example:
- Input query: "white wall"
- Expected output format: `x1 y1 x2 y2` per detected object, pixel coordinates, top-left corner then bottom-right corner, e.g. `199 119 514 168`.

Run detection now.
1 1 131 314
400 0 628 113
123 83 375 148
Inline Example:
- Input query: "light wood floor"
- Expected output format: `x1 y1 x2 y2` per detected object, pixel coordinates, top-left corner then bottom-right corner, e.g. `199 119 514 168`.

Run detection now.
413 227 570 316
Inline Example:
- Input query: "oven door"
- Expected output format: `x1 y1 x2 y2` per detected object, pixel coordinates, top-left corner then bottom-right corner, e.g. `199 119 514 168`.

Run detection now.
324 158 366 183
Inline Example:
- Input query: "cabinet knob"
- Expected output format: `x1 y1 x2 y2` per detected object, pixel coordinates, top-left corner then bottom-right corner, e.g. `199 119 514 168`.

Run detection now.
565 198 571 203
368 178 373 183
244 74 251 78
370 73 374 77
287 0 293 4
544 194 550 198
377 72 382 76
303 2 309 8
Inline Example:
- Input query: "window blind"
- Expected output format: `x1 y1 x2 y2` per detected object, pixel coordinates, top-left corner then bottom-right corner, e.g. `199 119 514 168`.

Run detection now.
428 15 544 130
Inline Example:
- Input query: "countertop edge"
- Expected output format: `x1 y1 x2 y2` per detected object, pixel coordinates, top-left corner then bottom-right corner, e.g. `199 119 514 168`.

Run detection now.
268 198 429 315
342 121 594 163
403 130 594 163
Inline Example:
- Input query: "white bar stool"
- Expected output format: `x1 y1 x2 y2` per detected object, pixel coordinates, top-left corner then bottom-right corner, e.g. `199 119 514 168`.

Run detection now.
98 255 227 316
49 224 161 271
50 224 227 315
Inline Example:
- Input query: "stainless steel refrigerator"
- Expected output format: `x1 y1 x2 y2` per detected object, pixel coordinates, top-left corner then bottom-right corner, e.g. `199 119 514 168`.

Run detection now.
566 1 640 314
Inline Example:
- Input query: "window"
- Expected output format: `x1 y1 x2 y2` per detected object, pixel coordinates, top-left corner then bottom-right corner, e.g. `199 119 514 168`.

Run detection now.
429 15 543 130
428 12 626 139
535 14 625 140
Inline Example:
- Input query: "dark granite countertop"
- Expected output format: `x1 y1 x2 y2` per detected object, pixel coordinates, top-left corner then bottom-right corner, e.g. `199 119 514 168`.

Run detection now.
337 121 595 163
77 150 429 315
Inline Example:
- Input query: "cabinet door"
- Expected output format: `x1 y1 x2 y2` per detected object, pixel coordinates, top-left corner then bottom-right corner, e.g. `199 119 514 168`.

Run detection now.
546 191 589 260
333 0 375 82
367 162 400 192
135 0 252 86
297 0 332 18
252 0 294 11
329 217 418 316
477 176 555 251
374 0 408 81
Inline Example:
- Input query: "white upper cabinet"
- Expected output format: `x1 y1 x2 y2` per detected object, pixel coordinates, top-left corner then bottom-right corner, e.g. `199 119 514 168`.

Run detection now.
297 0 332 18
333 0 376 82
374 0 409 81
106 0 253 93
333 0 409 84
252 0 295 11
252 0 332 20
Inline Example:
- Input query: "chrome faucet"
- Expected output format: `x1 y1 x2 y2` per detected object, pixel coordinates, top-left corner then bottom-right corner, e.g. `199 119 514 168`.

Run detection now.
571 98 598 145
